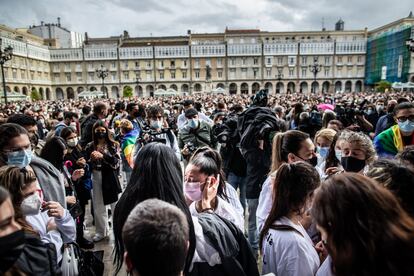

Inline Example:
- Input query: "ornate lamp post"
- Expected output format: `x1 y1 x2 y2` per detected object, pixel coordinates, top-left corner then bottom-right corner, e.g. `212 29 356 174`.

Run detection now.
309 57 322 94
0 38 13 105
135 76 141 97
96 64 109 98
276 67 284 93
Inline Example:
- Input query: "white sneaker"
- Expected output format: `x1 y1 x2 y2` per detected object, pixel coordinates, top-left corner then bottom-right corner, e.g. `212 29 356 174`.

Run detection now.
92 234 107 242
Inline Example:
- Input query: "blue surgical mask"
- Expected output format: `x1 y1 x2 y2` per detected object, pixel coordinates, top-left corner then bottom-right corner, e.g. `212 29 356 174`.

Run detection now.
317 146 330 159
398 120 414 134
335 150 342 162
7 149 32 168
188 119 199 129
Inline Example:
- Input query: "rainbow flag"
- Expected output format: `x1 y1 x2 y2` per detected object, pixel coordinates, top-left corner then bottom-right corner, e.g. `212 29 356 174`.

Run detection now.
121 129 139 169
374 125 414 157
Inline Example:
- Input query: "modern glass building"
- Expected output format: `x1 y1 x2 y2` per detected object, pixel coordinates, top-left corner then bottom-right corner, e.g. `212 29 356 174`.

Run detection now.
365 16 414 86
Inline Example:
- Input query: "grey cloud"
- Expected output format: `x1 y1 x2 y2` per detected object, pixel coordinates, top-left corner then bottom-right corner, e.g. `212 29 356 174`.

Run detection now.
0 0 412 37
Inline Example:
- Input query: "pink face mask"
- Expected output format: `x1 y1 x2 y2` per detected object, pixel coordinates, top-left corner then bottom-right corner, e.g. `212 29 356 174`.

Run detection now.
184 181 202 202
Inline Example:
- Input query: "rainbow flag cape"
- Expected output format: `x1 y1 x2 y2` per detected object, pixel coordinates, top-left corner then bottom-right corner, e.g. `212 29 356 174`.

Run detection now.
121 129 139 169
374 125 414 157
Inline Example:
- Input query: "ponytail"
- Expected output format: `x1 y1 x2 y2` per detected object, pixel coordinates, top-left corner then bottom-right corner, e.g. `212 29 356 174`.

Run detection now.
270 132 285 174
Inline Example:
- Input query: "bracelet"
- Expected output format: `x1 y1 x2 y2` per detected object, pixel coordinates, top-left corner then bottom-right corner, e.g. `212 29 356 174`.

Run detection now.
200 207 214 213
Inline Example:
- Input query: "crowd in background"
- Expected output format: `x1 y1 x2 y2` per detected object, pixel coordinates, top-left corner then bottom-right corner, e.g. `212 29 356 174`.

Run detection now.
0 89 414 276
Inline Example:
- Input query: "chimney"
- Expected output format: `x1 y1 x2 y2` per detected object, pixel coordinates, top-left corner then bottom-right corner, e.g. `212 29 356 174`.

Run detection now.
57 17 61 27
187 29 191 35
85 32 88 42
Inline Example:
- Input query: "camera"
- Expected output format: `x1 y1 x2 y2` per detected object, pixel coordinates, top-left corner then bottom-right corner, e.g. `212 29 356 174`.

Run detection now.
185 142 197 154
138 126 171 145
213 113 239 144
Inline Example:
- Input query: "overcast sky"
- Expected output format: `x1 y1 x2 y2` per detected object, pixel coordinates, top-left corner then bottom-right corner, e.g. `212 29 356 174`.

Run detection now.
1 0 413 38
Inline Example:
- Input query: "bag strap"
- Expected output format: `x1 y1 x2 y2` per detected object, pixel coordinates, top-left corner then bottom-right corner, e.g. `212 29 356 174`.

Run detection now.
269 224 304 238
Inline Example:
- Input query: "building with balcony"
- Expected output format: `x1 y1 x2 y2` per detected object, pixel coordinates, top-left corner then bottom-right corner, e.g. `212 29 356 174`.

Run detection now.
0 15 411 100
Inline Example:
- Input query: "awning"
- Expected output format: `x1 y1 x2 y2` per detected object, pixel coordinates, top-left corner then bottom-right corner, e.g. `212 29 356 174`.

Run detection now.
78 90 105 98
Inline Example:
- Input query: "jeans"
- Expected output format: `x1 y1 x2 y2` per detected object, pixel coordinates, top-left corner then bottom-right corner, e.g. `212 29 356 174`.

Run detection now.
227 172 247 211
247 198 259 251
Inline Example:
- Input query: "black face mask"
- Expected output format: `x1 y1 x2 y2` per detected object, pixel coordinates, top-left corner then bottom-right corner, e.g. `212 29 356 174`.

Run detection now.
133 111 140 118
341 156 366 172
0 229 25 274
308 156 318 167
95 132 106 139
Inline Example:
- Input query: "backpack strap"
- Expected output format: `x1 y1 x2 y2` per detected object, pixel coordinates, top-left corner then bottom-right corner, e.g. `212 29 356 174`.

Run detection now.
269 224 304 238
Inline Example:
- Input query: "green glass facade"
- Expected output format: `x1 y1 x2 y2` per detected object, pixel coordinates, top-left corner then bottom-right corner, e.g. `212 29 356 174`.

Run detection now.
365 26 412 85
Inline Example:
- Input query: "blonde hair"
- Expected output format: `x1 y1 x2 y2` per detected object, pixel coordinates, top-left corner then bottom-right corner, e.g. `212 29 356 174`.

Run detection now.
339 131 377 164
314 128 337 145
270 130 310 174
120 119 133 133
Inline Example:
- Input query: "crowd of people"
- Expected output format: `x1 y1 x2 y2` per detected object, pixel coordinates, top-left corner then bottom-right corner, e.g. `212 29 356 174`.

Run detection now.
0 89 414 276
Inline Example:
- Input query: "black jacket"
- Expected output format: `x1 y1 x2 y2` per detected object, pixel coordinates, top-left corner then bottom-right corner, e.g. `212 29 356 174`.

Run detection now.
238 107 278 199
80 114 99 148
85 142 121 205
190 213 259 276
15 233 60 275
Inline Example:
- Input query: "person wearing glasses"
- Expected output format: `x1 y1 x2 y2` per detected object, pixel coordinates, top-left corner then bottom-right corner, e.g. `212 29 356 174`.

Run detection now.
144 106 181 160
374 102 414 158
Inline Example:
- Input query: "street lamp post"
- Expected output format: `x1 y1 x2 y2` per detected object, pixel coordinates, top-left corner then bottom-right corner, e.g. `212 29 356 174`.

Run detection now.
96 64 109 98
276 67 284 94
309 57 322 94
0 38 13 105
135 76 141 97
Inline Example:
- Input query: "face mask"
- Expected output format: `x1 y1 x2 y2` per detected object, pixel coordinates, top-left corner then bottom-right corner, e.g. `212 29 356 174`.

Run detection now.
184 181 202 202
70 122 77 129
21 193 42 216
317 146 330 159
95 132 106 139
67 138 78 148
308 156 318 167
335 150 342 162
188 119 199 129
133 111 140 118
7 149 32 168
376 105 384 113
341 156 366 173
150 120 163 129
366 109 374 115
398 120 414 134
0 229 25 274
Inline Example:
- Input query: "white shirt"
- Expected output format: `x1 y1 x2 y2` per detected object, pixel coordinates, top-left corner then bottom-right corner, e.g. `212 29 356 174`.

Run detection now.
190 196 244 231
257 176 272 233
225 183 244 220
316 256 334 276
26 209 76 262
261 217 320 276
191 216 221 270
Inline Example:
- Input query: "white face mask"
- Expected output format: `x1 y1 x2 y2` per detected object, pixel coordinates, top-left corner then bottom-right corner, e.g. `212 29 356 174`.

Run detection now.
67 137 78 148
21 193 42 216
150 120 163 130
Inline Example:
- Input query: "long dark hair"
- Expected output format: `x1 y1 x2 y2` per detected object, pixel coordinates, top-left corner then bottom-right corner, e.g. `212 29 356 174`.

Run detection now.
92 120 117 148
189 147 228 201
112 143 196 275
259 162 320 250
324 131 341 170
40 136 67 171
312 173 414 276
367 159 414 217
